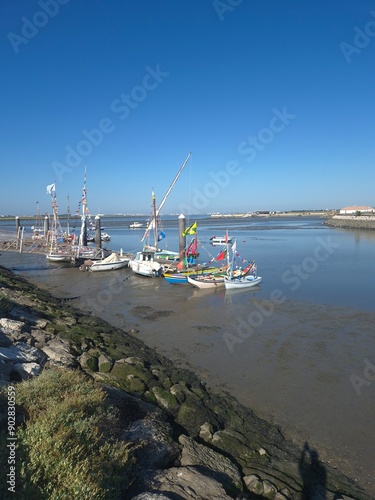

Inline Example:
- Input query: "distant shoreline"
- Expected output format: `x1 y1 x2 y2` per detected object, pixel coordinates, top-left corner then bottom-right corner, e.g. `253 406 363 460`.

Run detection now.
210 211 334 218
0 210 335 221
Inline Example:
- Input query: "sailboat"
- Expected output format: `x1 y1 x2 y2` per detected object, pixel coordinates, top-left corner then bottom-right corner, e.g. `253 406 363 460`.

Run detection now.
46 184 74 263
31 202 45 240
224 240 262 289
187 242 230 289
129 153 191 277
73 168 111 261
142 152 191 257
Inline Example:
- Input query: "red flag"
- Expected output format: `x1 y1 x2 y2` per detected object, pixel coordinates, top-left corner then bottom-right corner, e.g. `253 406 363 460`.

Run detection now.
216 248 227 261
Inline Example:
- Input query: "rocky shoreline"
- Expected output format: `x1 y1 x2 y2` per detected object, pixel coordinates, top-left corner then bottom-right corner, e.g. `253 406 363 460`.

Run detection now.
0 265 369 499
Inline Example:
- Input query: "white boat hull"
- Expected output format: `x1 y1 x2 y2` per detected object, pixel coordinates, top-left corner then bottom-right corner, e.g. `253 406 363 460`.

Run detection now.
89 258 129 272
46 253 72 263
129 251 164 277
129 261 163 277
224 275 262 289
210 236 234 246
187 274 225 289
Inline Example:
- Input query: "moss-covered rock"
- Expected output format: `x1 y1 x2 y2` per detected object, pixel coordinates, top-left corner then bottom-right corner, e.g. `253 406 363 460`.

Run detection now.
98 352 114 373
151 386 179 412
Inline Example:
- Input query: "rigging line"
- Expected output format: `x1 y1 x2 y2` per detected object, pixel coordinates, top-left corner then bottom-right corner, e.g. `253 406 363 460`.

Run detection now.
186 151 193 226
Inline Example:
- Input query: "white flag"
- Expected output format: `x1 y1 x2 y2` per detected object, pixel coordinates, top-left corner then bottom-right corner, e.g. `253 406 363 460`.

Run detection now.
46 183 56 194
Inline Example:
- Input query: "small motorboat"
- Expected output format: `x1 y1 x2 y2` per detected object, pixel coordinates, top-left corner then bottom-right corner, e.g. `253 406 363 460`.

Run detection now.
210 235 234 246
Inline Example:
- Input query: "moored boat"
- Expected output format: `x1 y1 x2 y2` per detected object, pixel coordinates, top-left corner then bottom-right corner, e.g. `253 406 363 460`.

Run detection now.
187 272 226 289
46 250 73 263
130 222 143 228
210 235 234 246
224 274 262 289
164 265 225 284
128 250 164 277
88 252 130 272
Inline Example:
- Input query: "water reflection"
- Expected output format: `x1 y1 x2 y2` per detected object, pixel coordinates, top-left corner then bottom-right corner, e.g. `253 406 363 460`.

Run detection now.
224 284 262 303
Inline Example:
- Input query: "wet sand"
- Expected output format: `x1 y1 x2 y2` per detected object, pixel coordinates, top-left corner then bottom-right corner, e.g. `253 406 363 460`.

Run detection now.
2 250 375 494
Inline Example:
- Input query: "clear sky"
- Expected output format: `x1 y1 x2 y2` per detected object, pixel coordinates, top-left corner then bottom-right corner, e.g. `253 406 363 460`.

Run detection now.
1 0 374 216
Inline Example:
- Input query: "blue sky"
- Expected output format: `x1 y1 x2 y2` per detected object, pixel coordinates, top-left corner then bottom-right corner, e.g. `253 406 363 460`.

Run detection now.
1 0 374 216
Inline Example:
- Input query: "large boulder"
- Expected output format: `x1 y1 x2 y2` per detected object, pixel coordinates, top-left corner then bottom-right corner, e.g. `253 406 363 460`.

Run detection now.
136 466 233 499
0 318 29 345
41 338 78 368
178 434 243 496
122 419 179 470
0 342 47 365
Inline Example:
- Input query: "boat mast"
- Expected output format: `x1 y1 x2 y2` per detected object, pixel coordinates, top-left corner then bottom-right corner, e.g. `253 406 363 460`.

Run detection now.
141 151 191 242
152 191 158 250
79 166 88 247
50 188 58 253
66 194 70 237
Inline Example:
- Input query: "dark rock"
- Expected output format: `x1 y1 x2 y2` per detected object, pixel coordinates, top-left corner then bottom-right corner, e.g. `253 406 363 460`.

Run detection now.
9 306 38 325
123 419 180 470
136 466 233 499
179 434 243 496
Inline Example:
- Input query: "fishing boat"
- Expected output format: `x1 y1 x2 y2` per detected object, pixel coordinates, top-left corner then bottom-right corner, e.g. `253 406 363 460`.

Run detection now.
224 240 262 289
129 222 143 228
187 272 226 289
128 250 164 277
164 225 228 284
88 252 129 272
224 274 262 289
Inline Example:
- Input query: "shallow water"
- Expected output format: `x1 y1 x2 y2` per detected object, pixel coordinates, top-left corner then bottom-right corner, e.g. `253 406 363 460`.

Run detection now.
1 216 374 493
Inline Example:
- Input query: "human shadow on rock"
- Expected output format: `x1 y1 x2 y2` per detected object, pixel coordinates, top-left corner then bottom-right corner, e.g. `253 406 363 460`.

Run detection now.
298 442 326 500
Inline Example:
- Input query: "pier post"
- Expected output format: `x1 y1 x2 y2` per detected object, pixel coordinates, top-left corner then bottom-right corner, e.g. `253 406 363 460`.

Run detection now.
95 215 102 248
19 227 24 253
15 216 20 237
178 214 186 259
44 215 49 238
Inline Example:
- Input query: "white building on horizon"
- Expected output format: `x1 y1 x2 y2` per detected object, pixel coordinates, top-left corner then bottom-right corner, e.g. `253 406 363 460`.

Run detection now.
339 205 374 214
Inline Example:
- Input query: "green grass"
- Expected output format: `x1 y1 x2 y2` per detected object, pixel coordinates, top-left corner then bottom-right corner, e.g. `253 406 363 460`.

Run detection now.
0 369 135 499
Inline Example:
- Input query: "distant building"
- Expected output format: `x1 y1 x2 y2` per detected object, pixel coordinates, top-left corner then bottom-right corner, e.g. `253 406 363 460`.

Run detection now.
339 205 374 214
